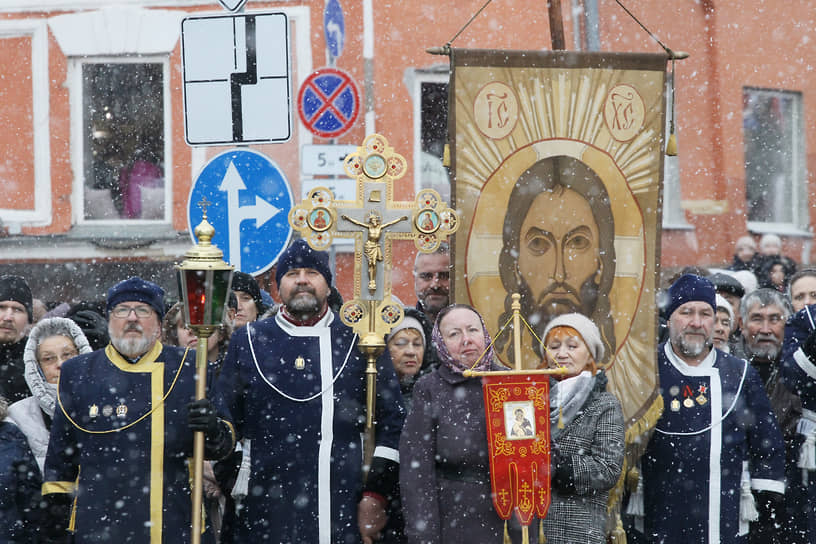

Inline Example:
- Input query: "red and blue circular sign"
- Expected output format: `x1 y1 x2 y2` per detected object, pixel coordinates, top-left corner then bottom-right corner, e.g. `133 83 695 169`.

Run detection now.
297 67 360 138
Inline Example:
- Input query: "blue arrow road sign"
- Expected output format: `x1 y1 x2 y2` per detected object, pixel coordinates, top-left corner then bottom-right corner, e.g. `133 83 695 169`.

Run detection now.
324 0 345 60
188 149 294 275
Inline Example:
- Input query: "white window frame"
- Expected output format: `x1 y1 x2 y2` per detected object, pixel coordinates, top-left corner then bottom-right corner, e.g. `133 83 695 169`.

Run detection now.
0 18 50 227
743 86 807 234
406 66 449 197
68 56 173 225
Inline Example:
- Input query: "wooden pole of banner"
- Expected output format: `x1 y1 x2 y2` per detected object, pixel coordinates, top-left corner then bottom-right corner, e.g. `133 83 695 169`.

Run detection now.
547 0 566 50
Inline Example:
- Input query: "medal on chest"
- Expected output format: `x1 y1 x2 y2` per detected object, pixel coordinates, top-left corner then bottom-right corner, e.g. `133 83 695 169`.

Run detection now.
295 356 306 370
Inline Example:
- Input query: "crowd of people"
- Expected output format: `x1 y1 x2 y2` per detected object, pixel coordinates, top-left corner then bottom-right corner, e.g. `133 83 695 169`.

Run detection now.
1 231 816 543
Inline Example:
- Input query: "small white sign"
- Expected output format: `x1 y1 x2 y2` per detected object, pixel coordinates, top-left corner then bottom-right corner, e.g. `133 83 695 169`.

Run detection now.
301 145 358 176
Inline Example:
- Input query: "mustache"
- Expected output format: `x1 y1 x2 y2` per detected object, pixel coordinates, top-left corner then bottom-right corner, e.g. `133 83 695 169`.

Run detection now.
123 323 144 333
292 286 316 295
535 281 581 305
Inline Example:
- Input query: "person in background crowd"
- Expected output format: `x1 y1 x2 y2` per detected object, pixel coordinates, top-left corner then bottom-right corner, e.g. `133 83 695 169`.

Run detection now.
200 240 404 544
42 277 225 542
779 303 816 542
756 234 797 280
638 274 785 544
65 302 110 351
0 394 42 543
32 299 48 324
8 318 92 473
757 256 794 293
400 304 527 543
162 301 233 543
538 313 624 544
228 272 267 329
728 235 759 272
729 289 802 544
0 275 34 404
712 295 735 353
709 272 746 343
788 268 816 313
413 243 450 327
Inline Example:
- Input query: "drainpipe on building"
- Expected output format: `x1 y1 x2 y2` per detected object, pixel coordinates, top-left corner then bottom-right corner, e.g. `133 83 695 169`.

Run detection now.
363 0 375 135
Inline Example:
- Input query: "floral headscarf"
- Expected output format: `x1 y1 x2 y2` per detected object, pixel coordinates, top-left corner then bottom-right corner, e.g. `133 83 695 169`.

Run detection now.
431 304 495 374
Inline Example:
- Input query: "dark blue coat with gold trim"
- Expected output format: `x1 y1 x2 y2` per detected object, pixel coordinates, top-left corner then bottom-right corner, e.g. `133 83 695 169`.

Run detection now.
43 343 212 544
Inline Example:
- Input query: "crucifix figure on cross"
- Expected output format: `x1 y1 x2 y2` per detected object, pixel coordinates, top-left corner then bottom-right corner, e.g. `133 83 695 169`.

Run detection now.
341 211 409 291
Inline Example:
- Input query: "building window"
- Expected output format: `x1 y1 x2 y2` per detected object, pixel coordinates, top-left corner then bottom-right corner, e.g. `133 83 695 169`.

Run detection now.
409 68 450 203
743 87 806 228
81 61 167 221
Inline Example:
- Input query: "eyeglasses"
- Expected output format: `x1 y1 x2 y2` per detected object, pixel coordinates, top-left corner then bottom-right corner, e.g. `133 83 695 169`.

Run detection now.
415 271 450 282
111 305 154 319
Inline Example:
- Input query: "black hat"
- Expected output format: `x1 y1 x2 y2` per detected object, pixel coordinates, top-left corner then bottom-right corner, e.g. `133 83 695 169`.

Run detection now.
275 239 332 287
0 275 33 323
106 277 166 320
666 274 717 319
230 271 267 314
708 272 745 298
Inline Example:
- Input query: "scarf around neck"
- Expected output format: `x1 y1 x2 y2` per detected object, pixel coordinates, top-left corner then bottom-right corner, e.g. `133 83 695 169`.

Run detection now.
550 370 601 440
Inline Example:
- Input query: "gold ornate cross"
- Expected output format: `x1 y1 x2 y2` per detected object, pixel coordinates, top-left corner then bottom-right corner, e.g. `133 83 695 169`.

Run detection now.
290 133 458 339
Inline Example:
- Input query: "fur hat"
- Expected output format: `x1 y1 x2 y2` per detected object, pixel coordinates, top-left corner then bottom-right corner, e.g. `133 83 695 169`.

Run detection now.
106 277 166 320
666 274 716 319
275 239 333 287
0 275 33 323
541 313 604 363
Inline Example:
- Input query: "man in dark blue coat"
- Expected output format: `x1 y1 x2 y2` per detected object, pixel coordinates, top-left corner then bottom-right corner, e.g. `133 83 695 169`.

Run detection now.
206 240 404 544
42 277 223 543
641 274 785 543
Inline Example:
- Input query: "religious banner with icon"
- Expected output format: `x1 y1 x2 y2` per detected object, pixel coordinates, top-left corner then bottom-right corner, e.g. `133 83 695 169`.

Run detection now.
449 49 668 517
482 374 552 525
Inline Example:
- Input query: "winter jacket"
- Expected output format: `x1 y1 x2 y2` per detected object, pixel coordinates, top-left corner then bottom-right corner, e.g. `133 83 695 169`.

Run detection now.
542 372 624 544
8 318 92 472
0 399 42 543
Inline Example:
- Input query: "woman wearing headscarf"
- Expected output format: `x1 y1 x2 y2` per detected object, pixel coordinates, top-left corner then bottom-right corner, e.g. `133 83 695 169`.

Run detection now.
8 317 92 473
538 313 624 544
399 304 514 543
385 307 432 413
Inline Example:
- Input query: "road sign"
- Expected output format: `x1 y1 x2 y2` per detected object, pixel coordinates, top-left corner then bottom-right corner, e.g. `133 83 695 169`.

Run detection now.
181 12 292 146
188 149 294 275
301 144 357 176
217 0 248 11
323 0 345 59
297 67 359 139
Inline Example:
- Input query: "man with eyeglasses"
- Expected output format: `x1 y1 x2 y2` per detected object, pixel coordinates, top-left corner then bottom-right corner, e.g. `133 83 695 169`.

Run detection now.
42 277 226 543
0 275 34 404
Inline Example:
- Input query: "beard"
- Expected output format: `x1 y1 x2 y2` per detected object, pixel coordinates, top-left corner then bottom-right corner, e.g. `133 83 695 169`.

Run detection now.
673 331 710 358
523 276 600 334
109 322 159 359
747 334 781 362
418 286 449 316
284 287 323 318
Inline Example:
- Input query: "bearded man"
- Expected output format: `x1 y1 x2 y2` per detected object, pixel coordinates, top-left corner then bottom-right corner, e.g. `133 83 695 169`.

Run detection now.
42 277 225 543
638 274 785 544
206 239 404 544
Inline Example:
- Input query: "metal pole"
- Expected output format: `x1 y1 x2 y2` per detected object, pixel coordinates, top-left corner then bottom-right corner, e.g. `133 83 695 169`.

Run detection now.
190 332 209 544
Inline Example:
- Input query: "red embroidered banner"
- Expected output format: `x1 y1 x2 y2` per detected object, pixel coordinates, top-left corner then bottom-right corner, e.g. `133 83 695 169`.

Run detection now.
482 373 551 525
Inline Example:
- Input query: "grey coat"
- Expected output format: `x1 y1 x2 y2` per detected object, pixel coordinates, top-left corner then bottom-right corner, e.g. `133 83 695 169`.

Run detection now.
542 372 624 544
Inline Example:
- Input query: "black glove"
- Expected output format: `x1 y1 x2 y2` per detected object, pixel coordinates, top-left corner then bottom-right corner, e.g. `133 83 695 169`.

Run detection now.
754 490 784 527
188 398 221 438
804 330 816 360
550 443 576 493
188 399 235 460
38 493 73 543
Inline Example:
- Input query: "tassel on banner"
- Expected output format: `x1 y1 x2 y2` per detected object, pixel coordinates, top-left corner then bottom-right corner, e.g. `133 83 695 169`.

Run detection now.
503 520 511 544
539 519 545 543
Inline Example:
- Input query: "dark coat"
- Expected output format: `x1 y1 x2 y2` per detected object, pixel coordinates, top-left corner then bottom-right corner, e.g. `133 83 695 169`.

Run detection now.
0 339 29 404
0 418 42 543
400 362 514 544
543 373 624 544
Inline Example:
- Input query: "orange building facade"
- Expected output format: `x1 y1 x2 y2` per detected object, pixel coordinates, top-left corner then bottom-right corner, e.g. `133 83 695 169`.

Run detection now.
0 0 813 305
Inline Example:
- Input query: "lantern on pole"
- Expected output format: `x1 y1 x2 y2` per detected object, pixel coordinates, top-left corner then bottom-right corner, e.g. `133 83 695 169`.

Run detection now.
175 199 234 544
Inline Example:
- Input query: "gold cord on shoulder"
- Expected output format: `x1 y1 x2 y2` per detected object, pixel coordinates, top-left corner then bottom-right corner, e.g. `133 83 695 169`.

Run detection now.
56 347 190 435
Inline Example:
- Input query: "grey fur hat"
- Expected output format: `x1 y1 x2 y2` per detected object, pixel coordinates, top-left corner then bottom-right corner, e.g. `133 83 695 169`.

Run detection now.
541 313 605 363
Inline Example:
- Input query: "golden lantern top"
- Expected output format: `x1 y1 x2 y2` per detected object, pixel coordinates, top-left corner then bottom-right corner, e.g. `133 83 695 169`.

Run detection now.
177 198 234 272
